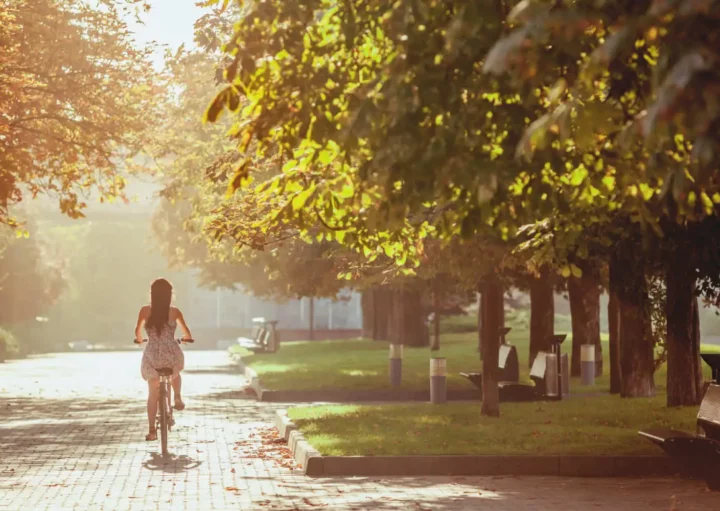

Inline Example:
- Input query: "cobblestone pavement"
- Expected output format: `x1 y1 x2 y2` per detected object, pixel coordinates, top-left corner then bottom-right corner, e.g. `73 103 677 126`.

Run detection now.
0 351 715 510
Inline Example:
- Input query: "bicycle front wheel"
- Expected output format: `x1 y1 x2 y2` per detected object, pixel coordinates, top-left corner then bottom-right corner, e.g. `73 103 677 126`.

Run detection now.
159 383 169 455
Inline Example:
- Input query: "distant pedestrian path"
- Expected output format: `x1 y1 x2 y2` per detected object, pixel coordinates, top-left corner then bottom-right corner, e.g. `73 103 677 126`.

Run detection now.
0 351 714 510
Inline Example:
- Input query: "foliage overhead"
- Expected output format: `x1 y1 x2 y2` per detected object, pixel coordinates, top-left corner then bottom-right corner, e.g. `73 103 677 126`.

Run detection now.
198 0 548 262
148 48 348 299
0 0 157 224
485 0 720 217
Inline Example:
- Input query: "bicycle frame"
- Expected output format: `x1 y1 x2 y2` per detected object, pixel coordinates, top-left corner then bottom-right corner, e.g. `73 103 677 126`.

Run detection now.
157 374 174 456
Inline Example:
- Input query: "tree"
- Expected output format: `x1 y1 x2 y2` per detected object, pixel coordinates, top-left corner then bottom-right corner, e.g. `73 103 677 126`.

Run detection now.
200 0 720 410
200 0 548 263
148 49 351 312
568 262 602 377
485 2 720 402
665 243 703 406
0 0 157 224
608 280 622 394
486 0 720 182
529 267 554 368
480 272 504 417
0 223 66 328
361 287 393 341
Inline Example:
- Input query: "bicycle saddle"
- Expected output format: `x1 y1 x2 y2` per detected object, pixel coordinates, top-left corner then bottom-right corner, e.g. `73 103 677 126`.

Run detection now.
156 368 173 376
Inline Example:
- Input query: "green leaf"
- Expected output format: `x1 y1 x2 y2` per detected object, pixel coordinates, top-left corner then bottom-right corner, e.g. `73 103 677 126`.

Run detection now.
204 88 229 123
570 264 582 278
569 165 588 187
225 158 251 197
292 185 316 211
602 175 616 191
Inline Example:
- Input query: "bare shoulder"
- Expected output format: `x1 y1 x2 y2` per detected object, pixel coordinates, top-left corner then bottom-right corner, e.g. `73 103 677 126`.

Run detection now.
170 306 184 320
139 305 151 318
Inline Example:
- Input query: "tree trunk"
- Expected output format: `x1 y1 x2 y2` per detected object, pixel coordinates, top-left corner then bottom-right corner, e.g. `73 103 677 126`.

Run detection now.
387 288 429 347
608 288 622 394
480 273 503 417
477 288 483 358
361 290 374 339
614 245 655 398
568 273 602 378
431 278 441 351
691 296 703 394
529 267 554 368
366 287 393 341
308 297 315 341
666 250 703 406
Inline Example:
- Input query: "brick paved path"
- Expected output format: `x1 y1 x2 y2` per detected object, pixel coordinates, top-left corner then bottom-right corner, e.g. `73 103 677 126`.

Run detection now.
0 351 715 510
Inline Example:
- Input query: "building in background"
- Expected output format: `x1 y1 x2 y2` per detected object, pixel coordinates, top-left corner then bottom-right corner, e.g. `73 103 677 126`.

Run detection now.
183 272 362 336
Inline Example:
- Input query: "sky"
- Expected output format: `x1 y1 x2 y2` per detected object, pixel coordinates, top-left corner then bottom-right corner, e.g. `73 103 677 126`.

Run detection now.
126 0 208 66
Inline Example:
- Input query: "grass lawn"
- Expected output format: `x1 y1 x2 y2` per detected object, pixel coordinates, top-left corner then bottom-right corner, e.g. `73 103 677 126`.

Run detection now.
232 315 720 393
233 334 483 392
287 395 698 456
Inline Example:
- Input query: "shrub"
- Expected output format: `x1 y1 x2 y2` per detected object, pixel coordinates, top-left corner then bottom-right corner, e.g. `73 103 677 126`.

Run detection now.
439 314 477 334
0 328 19 362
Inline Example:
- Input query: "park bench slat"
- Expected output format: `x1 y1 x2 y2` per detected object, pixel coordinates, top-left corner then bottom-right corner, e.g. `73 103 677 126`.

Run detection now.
638 428 693 445
236 318 280 353
460 349 555 402
639 355 720 491
697 384 720 440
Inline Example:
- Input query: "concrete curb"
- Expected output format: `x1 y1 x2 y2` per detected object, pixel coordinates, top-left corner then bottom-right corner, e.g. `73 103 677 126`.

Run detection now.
272 410 678 478
274 411 321 473
302 454 676 477
287 429 323 474
273 409 297 441
234 356 268 398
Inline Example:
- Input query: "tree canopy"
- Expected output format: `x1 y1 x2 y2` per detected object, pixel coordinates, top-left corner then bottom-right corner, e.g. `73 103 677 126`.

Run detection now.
0 0 157 224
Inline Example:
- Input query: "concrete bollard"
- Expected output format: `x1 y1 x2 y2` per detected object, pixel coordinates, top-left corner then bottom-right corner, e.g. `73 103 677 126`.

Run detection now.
581 345 596 386
430 358 447 404
545 353 559 398
389 344 403 387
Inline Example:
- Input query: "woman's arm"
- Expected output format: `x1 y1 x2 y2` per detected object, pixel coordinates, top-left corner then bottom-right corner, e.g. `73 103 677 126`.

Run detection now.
134 306 149 343
175 309 193 340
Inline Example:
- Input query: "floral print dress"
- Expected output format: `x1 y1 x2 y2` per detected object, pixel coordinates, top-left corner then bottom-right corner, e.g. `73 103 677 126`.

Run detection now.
141 320 184 380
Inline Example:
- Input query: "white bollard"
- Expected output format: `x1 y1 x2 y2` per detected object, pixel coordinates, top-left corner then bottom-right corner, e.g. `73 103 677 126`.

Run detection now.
581 345 596 386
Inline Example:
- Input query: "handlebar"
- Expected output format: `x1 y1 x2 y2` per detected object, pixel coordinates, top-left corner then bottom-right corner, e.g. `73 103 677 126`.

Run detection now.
133 338 194 344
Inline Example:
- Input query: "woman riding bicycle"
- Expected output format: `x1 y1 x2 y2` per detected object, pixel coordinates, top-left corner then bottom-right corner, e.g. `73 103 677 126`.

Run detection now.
134 278 193 441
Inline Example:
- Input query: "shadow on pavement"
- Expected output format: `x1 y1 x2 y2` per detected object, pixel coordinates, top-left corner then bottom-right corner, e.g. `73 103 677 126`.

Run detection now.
142 452 203 473
199 390 256 401
183 368 242 376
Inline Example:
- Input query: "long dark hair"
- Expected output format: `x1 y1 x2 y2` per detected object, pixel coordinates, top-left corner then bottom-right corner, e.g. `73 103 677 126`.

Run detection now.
147 278 172 334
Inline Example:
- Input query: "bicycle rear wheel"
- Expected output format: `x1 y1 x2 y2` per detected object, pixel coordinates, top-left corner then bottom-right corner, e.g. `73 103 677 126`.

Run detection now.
158 383 169 455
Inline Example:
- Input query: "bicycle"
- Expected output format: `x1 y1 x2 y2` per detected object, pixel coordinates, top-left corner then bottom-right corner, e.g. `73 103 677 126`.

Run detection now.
134 337 194 455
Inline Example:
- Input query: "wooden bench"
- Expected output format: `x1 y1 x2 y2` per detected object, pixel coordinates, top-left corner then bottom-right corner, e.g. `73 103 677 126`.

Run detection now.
460 328 519 389
237 318 280 354
639 353 720 490
461 334 568 402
